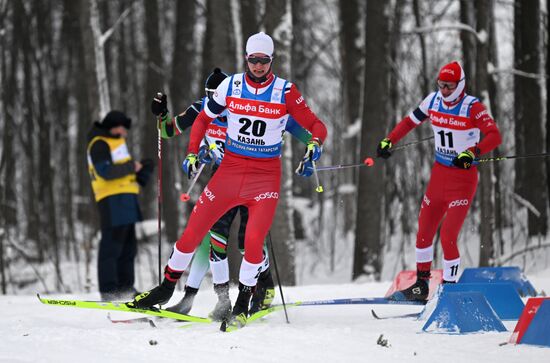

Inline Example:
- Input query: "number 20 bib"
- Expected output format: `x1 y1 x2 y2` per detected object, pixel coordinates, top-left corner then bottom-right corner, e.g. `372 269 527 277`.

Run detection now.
224 73 290 158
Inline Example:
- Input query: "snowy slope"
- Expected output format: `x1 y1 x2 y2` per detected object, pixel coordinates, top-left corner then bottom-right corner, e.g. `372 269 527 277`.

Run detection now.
2 272 550 363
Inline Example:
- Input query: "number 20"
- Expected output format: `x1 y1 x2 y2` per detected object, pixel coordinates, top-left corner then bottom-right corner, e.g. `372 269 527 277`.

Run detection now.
239 118 266 137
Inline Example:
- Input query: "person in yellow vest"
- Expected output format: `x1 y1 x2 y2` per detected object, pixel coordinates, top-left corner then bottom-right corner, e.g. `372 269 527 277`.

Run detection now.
87 110 154 301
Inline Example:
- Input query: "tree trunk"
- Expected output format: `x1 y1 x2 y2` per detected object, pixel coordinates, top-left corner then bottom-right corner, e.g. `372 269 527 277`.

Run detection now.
0 0 18 230
338 0 362 233
19 1 41 260
460 0 476 90
75 0 98 226
353 1 391 280
141 0 165 220
475 0 495 267
164 0 197 243
487 1 504 257
202 0 237 77
89 0 111 115
413 0 430 96
514 0 547 236
265 0 296 285
240 0 258 39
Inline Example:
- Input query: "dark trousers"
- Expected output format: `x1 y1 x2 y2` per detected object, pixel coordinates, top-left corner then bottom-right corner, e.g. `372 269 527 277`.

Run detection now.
98 224 137 294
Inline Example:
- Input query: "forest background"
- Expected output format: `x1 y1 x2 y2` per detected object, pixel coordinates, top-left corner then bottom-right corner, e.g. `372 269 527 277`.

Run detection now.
0 0 548 295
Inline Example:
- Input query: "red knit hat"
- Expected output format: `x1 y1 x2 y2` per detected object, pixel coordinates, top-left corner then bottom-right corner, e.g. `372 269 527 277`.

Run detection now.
438 61 464 83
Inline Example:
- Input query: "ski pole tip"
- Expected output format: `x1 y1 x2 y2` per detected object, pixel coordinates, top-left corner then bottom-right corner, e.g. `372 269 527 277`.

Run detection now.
364 157 374 166
180 193 191 202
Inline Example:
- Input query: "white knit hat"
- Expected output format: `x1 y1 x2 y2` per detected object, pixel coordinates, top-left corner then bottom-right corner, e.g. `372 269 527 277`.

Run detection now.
246 32 274 57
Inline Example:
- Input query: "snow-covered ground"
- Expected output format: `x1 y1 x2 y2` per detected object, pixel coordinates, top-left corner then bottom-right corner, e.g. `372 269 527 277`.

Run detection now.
2 269 549 363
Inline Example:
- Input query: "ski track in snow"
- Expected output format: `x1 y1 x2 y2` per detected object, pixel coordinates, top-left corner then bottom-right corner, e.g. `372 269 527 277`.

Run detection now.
2 275 550 363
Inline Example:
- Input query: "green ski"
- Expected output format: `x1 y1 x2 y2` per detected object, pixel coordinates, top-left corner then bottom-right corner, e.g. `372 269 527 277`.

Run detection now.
37 294 212 323
222 303 299 332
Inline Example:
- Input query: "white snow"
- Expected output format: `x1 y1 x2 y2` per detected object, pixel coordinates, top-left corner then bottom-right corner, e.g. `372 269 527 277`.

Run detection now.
2 270 549 363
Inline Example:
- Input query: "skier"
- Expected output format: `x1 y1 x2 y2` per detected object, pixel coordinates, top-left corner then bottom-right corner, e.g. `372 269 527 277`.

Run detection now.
133 32 326 331
377 61 502 301
152 68 308 320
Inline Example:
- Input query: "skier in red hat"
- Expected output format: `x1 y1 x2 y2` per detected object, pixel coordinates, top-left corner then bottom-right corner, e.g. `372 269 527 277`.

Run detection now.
377 61 502 301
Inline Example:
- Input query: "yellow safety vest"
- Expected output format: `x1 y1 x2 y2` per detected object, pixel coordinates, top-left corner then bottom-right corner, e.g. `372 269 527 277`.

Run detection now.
87 136 139 202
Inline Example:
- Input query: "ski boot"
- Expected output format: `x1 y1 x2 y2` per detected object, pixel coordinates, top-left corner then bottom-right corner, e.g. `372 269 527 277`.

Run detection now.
209 282 232 321
249 268 275 315
127 267 181 309
166 285 199 314
388 270 430 302
220 283 253 332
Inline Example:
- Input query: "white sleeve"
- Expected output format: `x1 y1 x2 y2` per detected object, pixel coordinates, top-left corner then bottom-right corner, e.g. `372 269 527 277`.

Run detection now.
408 92 436 124
212 77 230 107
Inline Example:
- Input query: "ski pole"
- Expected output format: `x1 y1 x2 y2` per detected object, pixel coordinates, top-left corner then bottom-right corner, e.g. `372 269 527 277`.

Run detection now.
267 231 290 324
316 157 375 172
391 135 434 152
179 144 217 202
476 152 550 163
316 136 433 172
157 120 163 285
311 161 324 193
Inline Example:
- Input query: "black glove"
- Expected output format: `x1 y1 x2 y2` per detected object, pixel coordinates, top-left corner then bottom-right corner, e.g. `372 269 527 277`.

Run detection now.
136 158 155 186
151 92 168 116
452 150 475 169
376 138 392 159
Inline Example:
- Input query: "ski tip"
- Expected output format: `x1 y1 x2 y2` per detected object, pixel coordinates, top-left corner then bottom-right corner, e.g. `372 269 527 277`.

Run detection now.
371 309 381 319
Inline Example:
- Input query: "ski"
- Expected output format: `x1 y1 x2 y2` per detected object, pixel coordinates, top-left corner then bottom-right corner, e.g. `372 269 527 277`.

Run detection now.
370 309 421 320
37 294 212 323
221 304 295 332
294 297 427 306
107 313 157 327
221 297 426 332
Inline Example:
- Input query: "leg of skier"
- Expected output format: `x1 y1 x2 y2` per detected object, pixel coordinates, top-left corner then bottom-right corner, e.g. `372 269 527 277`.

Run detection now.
439 167 477 283
129 173 240 309
208 206 240 321
232 206 275 315
389 166 447 301
166 234 211 314
224 185 280 329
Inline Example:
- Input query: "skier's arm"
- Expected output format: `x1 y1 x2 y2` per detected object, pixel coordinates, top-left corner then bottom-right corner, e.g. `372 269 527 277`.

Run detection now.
90 140 135 179
469 102 502 155
285 84 327 144
187 79 230 153
285 117 312 145
386 116 419 144
386 93 433 144
159 101 202 139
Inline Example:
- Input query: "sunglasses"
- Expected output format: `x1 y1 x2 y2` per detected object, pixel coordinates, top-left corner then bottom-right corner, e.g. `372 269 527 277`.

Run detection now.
247 56 272 65
437 79 463 91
